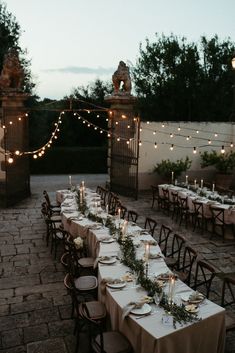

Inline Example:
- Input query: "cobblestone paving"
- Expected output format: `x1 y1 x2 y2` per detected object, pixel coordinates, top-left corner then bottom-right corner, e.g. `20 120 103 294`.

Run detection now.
0 174 234 353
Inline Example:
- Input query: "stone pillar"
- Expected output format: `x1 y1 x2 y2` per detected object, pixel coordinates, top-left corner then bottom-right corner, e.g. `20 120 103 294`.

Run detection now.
105 95 139 198
0 93 30 206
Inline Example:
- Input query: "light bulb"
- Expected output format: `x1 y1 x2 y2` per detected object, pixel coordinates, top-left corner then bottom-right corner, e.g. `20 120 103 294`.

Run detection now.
170 144 174 151
33 154 37 159
8 157 14 163
15 150 20 155
193 147 197 154
154 142 157 149
221 146 225 154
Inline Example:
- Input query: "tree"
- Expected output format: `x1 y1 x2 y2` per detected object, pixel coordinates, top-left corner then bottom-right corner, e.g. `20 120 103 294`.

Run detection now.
0 1 34 93
133 33 235 121
69 78 113 106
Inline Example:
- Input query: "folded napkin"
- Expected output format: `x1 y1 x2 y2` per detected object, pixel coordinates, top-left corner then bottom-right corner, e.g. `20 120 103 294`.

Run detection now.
122 300 146 320
149 252 163 259
121 272 135 282
148 240 158 246
100 277 124 294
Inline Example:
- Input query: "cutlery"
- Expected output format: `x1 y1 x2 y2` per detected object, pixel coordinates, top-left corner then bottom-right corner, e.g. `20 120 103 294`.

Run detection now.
135 312 156 320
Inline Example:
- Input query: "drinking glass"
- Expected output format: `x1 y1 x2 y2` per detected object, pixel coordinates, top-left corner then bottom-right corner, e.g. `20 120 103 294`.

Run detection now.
154 291 163 311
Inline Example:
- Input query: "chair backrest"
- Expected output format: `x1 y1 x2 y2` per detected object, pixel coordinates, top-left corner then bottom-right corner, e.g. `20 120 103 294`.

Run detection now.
167 233 185 266
158 224 172 256
171 192 178 203
178 245 197 285
127 210 138 223
96 186 102 195
117 204 127 219
192 201 204 216
108 192 119 215
43 190 51 207
100 188 108 205
221 275 235 307
144 217 157 237
210 206 225 225
178 196 188 209
162 188 169 200
194 259 216 299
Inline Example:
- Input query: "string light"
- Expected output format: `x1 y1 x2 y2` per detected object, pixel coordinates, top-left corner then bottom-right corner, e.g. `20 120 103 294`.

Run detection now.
221 145 225 154
7 156 14 164
5 99 235 163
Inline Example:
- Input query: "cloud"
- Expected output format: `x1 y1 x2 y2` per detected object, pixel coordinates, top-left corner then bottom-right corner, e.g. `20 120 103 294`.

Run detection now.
44 66 115 75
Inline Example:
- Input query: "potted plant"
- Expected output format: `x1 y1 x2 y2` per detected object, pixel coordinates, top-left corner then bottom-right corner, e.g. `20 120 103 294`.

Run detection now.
154 156 192 183
200 150 235 188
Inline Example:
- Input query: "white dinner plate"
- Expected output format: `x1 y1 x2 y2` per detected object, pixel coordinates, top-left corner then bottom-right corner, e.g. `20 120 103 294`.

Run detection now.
131 303 152 316
107 281 126 289
101 238 115 243
99 257 116 265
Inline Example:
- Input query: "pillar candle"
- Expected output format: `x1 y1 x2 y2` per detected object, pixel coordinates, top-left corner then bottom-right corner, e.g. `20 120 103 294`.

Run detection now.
145 243 150 261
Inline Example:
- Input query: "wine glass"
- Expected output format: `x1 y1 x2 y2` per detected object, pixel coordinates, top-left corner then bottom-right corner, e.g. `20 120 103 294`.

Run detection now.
153 290 163 311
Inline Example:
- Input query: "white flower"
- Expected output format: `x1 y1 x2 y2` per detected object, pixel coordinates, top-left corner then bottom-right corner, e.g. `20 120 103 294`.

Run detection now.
74 236 83 249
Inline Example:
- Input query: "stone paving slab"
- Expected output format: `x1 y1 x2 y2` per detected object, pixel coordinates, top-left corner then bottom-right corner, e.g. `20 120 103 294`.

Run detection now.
0 174 234 353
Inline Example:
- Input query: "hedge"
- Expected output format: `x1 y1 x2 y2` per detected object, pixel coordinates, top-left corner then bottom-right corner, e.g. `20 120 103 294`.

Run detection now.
30 146 108 174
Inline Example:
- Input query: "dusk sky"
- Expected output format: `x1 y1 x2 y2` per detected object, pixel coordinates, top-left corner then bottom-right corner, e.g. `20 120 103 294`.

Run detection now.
5 0 235 99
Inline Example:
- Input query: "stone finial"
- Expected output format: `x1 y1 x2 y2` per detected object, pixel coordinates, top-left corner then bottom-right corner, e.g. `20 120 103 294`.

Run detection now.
0 49 24 92
112 61 132 95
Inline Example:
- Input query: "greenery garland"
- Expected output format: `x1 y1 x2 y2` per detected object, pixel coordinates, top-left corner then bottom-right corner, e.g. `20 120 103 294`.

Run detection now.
103 217 200 327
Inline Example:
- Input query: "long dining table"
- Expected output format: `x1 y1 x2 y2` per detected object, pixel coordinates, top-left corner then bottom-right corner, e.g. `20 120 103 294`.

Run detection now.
56 188 226 353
